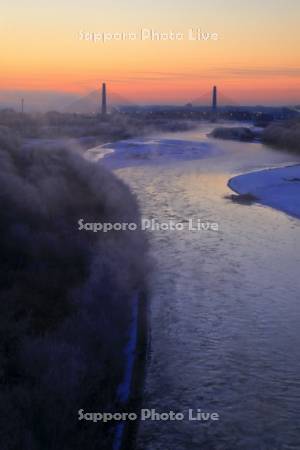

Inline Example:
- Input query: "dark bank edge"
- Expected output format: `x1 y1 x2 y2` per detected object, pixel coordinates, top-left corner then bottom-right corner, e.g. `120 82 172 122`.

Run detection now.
118 288 150 450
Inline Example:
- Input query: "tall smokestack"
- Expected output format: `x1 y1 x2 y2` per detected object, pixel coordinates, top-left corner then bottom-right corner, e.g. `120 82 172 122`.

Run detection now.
212 86 217 112
101 83 107 115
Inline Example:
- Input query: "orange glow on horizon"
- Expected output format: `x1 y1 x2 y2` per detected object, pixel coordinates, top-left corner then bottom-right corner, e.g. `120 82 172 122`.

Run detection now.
1 0 299 105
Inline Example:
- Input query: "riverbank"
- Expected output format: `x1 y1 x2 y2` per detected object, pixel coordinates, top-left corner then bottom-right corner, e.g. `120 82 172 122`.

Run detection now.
228 164 300 218
119 289 149 450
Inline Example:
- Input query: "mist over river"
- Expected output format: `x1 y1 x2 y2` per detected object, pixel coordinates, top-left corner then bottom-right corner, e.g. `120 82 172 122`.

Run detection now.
92 123 300 449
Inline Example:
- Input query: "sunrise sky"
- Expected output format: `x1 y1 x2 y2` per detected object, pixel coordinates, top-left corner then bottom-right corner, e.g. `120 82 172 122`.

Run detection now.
1 0 300 105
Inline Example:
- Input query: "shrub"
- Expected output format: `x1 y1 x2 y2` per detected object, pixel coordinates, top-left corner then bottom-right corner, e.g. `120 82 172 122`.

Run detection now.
0 135 148 449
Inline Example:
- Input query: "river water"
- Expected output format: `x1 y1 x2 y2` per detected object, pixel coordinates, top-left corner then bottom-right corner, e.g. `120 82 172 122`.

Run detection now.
93 123 300 450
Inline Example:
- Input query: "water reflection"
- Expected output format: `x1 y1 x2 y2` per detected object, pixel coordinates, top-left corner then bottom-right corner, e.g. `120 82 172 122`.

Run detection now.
100 124 300 449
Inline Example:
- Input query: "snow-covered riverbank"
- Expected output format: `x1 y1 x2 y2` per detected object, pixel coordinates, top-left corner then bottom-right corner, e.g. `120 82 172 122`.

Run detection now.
229 164 300 218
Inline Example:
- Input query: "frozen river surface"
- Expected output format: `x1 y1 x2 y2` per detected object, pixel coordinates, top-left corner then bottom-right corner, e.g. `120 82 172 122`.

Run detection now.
93 124 300 450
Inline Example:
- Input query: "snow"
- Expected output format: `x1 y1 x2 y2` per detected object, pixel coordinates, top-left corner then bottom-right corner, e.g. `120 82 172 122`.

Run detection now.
113 293 139 450
117 293 139 404
229 164 300 218
91 138 222 165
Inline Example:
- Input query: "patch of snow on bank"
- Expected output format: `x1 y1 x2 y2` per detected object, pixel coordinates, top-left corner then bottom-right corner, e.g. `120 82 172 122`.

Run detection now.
100 138 221 164
229 164 300 218
113 293 139 450
85 143 115 161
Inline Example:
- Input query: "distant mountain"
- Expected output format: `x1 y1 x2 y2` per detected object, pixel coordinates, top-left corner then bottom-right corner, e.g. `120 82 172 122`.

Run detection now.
0 90 79 113
0 89 135 113
64 90 134 113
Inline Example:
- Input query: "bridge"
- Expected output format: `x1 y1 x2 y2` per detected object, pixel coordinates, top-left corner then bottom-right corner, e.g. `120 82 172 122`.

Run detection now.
99 82 239 114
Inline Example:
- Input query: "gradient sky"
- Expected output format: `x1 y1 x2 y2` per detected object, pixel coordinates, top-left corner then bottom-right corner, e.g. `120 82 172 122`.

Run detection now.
1 0 300 105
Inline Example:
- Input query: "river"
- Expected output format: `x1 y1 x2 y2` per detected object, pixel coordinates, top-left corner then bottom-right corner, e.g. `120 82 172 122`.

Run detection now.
93 123 300 450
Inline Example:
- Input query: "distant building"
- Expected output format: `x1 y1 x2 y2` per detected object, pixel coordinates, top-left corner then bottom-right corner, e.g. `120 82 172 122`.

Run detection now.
101 83 107 115
212 86 217 112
